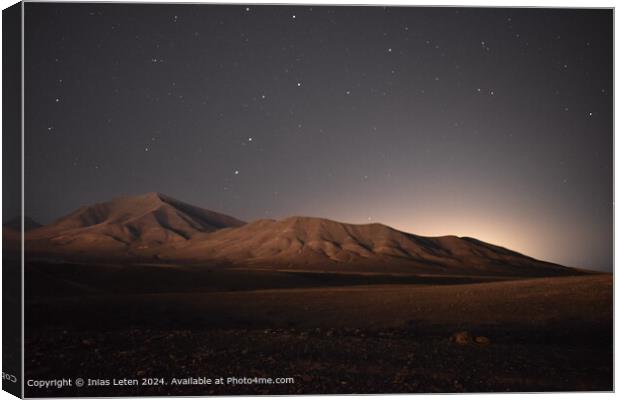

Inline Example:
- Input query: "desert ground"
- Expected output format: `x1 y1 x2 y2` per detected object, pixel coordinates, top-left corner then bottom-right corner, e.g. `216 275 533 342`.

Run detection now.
24 261 612 396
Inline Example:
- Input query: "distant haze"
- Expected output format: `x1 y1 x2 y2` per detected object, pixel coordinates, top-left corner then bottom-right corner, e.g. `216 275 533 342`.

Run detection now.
21 4 612 271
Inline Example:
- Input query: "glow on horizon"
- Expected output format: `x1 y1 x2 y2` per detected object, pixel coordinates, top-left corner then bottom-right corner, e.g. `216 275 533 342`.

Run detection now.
280 186 610 271
331 212 584 270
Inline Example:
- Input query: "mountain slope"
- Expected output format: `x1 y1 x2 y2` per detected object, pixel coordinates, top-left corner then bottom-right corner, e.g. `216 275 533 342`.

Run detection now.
163 216 573 276
4 216 42 232
4 216 43 253
26 192 245 256
25 194 575 277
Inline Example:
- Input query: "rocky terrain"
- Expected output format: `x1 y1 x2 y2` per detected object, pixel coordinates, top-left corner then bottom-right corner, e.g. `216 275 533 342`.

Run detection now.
24 273 612 396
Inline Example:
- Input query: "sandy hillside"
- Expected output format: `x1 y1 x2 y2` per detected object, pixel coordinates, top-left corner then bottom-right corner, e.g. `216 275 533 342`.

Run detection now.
163 216 575 276
26 192 244 255
26 193 577 277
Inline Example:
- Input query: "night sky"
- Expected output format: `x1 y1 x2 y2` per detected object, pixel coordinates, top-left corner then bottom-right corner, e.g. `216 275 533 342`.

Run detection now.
23 4 612 271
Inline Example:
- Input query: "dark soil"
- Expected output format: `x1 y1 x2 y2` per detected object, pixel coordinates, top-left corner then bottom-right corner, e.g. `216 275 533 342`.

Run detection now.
23 262 613 396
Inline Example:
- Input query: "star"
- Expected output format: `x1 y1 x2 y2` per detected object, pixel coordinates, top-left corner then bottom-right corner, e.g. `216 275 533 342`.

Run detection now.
297 82 302 87
292 14 296 19
248 137 253 142
55 98 60 103
144 147 149 152
234 170 240 175
588 112 593 117
345 90 351 95
245 7 250 11
47 126 53 132
387 47 392 52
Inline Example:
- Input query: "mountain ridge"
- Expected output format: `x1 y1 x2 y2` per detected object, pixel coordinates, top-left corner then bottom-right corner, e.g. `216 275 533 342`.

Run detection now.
162 214 571 276
4 216 42 232
26 192 245 254
25 192 575 277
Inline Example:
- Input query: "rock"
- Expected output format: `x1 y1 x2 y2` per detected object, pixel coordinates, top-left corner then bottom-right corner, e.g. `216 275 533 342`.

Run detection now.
451 331 472 345
475 336 490 345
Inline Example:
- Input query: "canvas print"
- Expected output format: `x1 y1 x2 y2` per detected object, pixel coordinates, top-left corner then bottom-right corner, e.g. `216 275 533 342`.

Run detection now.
2 2 613 397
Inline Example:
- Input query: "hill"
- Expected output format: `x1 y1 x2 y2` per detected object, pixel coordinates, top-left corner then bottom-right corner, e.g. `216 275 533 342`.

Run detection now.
25 192 244 257
4 216 42 232
26 193 575 276
164 215 573 276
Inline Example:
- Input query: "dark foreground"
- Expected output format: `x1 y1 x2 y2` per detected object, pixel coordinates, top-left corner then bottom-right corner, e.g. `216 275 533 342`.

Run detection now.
23 263 613 396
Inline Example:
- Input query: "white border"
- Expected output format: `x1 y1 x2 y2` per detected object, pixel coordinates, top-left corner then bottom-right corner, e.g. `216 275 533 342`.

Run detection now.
0 1 615 400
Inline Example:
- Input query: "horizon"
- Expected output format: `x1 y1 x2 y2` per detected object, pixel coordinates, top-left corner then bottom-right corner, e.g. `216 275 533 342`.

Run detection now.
11 189 592 270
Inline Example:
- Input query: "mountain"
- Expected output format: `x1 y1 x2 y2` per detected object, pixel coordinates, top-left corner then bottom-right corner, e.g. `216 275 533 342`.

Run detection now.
4 216 42 253
25 192 245 257
162 216 573 276
25 193 575 277
4 216 42 232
